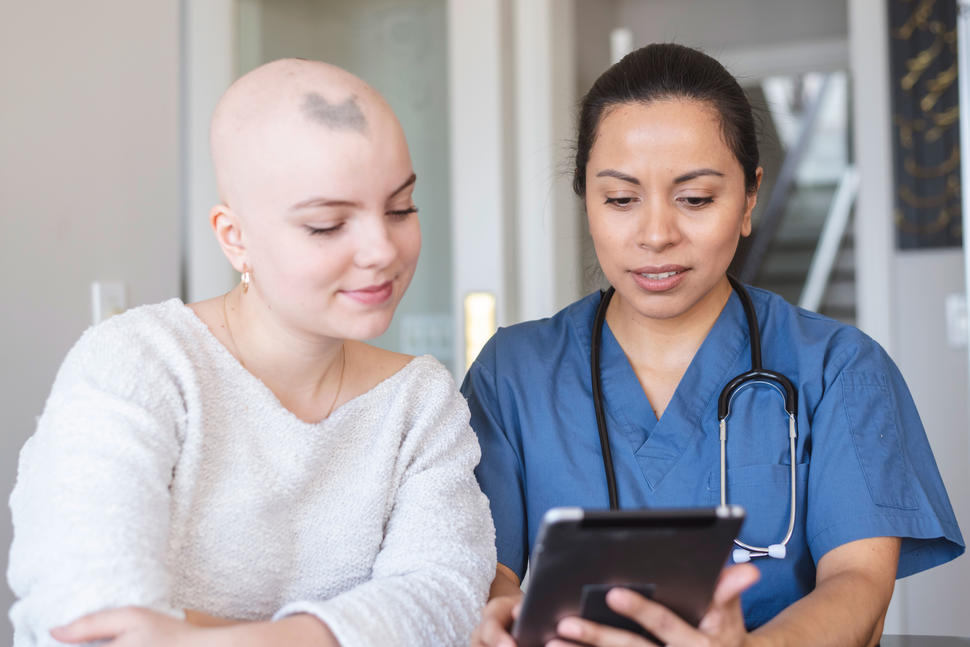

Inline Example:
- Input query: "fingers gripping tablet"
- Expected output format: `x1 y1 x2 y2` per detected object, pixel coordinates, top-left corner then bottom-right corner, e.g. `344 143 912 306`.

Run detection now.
511 506 745 646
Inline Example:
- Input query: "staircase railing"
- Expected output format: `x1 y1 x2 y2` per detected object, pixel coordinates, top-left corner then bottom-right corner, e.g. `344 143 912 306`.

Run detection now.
798 165 859 311
738 75 833 284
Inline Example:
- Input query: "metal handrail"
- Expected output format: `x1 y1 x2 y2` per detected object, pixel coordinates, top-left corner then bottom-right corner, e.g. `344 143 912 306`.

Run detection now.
739 75 833 283
798 166 860 312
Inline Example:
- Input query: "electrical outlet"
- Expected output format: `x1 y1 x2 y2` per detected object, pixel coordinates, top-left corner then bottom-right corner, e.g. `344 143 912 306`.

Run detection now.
91 281 127 325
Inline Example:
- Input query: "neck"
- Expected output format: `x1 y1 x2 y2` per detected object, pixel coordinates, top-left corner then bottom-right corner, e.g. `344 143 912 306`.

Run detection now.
224 286 345 398
605 276 733 370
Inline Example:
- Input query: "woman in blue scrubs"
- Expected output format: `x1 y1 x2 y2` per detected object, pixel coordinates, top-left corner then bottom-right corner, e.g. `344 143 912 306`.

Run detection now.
465 44 964 647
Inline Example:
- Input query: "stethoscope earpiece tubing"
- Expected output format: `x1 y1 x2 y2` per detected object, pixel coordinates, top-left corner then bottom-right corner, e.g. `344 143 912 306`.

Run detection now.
591 287 620 511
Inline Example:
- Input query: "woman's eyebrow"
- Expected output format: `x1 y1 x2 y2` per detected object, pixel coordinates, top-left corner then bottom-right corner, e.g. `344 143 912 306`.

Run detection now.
595 169 640 185
673 168 724 184
289 173 417 211
290 197 359 210
389 173 417 198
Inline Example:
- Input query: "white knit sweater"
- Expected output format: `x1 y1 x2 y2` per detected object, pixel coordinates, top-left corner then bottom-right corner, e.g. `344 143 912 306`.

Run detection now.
7 299 496 646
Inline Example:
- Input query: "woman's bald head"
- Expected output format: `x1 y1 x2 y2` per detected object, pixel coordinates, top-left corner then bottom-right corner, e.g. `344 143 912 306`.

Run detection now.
210 58 401 211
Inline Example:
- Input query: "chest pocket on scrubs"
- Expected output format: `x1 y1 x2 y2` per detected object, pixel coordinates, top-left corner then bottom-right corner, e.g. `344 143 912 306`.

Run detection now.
710 384 809 548
716 462 810 549
841 370 917 510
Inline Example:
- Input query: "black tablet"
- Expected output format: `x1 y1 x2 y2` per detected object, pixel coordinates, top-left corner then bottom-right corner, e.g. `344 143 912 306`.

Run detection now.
512 506 745 647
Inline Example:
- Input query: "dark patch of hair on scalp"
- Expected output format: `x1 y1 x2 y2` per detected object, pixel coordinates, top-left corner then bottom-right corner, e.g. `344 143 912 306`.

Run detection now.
302 92 368 133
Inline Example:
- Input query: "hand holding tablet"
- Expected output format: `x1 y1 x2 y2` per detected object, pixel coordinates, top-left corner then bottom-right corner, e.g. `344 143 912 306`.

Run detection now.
512 506 748 647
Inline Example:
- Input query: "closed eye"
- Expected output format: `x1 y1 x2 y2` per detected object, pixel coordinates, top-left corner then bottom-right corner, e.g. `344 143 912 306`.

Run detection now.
306 223 343 236
387 206 418 220
604 197 636 208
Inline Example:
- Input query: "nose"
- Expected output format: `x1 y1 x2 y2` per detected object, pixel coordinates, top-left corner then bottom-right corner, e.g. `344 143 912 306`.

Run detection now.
637 200 681 252
353 215 398 269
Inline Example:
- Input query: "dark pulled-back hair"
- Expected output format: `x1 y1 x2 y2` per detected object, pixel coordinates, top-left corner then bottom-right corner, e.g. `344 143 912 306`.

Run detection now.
573 43 760 197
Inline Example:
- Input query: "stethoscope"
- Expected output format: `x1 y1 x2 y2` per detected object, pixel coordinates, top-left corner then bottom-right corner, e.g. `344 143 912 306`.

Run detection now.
590 275 798 561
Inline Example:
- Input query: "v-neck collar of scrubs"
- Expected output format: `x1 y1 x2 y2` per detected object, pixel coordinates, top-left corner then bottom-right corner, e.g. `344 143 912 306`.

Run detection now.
571 289 751 491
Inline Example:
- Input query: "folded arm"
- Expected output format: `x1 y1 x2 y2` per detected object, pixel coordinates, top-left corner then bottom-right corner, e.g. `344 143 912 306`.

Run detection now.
8 333 187 645
52 608 338 647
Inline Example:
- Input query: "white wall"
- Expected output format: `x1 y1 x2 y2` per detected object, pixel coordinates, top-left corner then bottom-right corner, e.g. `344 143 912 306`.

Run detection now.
0 2 182 637
890 251 970 635
184 0 237 303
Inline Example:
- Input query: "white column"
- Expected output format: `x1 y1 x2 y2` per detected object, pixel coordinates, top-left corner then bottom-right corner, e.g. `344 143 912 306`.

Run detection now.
848 0 895 353
182 0 237 302
447 0 515 374
848 0 902 632
550 2 581 311
513 0 581 322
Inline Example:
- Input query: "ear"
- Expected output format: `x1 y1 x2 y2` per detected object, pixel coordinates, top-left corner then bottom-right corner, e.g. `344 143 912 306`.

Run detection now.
740 167 763 238
210 203 248 273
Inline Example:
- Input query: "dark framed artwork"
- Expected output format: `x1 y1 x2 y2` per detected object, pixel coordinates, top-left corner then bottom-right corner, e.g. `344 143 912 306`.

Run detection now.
889 0 962 249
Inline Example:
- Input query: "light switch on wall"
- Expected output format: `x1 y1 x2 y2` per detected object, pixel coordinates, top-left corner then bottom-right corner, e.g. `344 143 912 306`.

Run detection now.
945 293 967 349
91 281 127 325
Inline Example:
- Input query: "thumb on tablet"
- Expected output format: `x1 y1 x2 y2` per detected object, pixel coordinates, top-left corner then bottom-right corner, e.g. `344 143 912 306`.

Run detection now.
713 563 761 606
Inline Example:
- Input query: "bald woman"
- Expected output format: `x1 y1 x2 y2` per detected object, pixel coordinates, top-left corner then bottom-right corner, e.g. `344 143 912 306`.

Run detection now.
8 59 495 647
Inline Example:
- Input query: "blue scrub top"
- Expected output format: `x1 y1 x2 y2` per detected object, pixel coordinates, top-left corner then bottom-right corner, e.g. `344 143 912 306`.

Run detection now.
461 286 964 630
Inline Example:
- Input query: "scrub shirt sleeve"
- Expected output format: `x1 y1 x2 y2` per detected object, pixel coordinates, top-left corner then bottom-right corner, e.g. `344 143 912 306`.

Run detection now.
804 338 964 576
461 337 530 582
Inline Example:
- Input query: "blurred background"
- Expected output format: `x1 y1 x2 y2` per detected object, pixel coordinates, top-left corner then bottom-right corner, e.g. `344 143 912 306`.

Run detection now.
1 0 967 640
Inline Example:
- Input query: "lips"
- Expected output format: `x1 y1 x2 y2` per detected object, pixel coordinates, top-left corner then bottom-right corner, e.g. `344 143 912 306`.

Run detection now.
630 265 688 292
341 281 393 306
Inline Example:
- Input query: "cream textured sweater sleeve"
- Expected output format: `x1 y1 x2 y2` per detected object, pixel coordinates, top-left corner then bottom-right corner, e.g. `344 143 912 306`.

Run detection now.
8 317 186 647
272 360 497 645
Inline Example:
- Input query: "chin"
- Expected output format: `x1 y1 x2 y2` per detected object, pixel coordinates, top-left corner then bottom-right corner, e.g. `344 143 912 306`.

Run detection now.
344 314 396 341
637 305 690 321
624 293 694 321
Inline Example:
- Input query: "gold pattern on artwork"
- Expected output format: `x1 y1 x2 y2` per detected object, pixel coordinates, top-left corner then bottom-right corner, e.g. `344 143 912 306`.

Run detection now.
899 21 944 91
894 206 953 235
920 58 957 111
898 175 960 208
894 106 959 145
904 145 960 178
893 114 917 149
893 0 935 39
